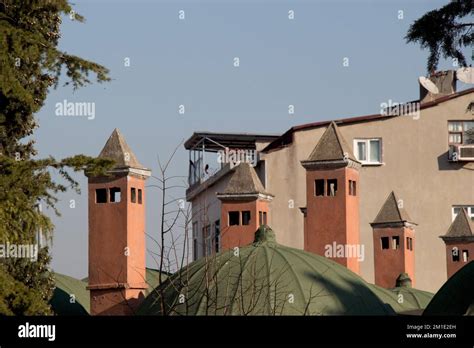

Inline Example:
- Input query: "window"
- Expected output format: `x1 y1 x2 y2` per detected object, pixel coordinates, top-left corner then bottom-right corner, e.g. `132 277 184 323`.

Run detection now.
327 179 337 197
452 247 460 262
96 188 107 203
229 211 240 226
462 250 469 263
354 139 382 164
448 121 474 145
131 188 137 203
452 206 474 221
381 237 389 250
242 211 251 225
138 189 143 204
349 180 356 196
406 237 413 251
203 225 211 256
315 179 325 196
259 211 263 226
392 236 400 250
214 220 220 253
263 212 267 225
109 187 121 203
192 222 198 260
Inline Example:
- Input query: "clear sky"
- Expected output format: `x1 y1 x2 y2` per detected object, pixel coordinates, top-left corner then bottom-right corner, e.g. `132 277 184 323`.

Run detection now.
35 0 470 278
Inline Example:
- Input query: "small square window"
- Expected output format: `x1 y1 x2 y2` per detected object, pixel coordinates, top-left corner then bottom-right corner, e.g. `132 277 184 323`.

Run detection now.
392 236 400 250
462 250 469 263
327 179 337 197
315 179 325 196
138 189 143 204
131 188 136 203
229 211 240 226
242 211 251 225
381 237 389 250
96 188 107 203
452 248 460 262
109 187 121 203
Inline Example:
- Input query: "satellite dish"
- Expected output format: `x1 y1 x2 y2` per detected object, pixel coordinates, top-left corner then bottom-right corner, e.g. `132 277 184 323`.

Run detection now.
456 67 474 84
419 76 439 94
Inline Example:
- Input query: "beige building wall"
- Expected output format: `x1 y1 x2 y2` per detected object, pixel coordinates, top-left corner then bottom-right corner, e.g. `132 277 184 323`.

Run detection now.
262 92 474 292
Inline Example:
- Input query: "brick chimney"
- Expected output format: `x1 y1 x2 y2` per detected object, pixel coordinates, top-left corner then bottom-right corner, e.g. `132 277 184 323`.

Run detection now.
419 70 456 103
86 129 150 315
440 207 474 279
301 122 361 274
371 191 416 288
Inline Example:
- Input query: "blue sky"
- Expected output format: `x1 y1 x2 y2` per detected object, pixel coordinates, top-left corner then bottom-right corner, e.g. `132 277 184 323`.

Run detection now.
35 0 469 278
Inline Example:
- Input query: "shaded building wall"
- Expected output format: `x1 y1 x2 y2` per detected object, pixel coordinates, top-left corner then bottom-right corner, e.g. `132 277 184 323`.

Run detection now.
190 177 229 259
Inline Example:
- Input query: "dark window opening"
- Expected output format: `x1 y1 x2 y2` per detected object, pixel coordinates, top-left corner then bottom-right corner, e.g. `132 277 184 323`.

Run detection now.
138 189 143 204
242 211 251 225
462 250 469 262
349 180 357 196
192 222 198 260
452 248 460 262
263 212 267 225
193 238 198 261
203 225 211 256
327 179 337 196
381 237 389 250
214 220 220 253
315 179 325 196
229 211 240 226
392 236 400 250
96 188 107 203
131 188 137 203
109 187 121 203
259 211 263 226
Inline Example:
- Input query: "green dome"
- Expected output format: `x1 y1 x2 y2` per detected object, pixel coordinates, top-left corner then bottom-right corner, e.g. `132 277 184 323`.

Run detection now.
138 226 394 315
50 273 90 315
424 261 474 316
368 283 433 314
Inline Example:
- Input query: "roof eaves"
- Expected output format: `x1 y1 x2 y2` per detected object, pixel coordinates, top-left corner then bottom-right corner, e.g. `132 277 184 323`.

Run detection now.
262 87 474 153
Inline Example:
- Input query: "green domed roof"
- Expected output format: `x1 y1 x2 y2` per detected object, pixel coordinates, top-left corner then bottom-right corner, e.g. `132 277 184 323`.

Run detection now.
138 226 394 316
424 261 474 316
50 273 90 315
368 283 433 314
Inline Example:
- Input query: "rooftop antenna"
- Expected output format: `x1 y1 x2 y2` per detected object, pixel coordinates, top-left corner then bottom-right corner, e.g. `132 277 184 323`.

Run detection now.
456 67 474 84
418 76 439 94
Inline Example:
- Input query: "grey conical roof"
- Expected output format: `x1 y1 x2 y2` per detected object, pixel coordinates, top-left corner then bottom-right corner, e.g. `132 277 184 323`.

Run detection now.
443 208 474 238
372 191 414 225
218 163 270 196
305 122 358 162
98 128 146 169
138 226 394 316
